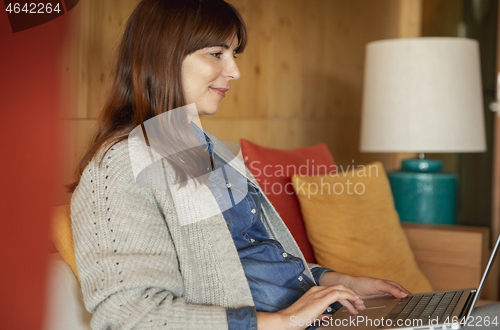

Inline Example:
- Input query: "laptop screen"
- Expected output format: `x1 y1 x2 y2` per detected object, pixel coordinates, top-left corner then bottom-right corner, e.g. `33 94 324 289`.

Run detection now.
466 232 500 319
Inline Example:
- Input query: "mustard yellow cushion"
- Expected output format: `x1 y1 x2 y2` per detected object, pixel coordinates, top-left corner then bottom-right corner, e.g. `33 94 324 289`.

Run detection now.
51 205 80 283
292 162 432 293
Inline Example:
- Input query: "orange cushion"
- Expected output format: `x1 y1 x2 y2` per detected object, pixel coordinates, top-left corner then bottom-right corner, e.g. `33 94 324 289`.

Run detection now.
51 205 80 283
292 162 433 293
240 139 336 263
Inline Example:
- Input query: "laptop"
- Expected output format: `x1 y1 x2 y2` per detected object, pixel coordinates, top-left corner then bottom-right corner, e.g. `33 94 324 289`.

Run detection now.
322 232 500 329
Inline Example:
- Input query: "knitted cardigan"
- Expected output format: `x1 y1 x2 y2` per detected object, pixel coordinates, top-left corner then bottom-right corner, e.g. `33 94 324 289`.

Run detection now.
71 131 315 330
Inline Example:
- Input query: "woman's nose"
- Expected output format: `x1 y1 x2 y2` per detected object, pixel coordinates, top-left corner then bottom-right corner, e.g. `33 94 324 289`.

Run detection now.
224 57 241 80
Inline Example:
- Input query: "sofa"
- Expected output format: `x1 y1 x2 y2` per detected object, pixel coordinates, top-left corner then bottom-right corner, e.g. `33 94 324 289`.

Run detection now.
43 140 492 329
43 221 490 329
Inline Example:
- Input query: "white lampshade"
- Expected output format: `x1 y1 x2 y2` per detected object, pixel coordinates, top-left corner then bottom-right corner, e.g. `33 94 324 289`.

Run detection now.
360 37 486 153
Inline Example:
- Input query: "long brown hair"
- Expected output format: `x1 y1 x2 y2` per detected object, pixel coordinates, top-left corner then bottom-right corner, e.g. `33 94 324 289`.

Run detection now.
69 0 247 191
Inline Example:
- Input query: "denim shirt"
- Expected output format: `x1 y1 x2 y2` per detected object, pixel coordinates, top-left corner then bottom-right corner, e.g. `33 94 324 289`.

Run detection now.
190 124 336 330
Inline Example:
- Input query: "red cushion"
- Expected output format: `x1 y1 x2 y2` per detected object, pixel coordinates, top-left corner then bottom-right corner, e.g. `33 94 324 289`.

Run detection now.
240 139 336 263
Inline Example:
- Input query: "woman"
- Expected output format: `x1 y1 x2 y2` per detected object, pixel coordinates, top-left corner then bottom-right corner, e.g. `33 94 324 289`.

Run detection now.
69 0 415 329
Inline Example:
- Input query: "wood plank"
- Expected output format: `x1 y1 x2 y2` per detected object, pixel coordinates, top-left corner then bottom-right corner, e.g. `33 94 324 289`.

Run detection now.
57 119 98 205
402 223 489 295
59 3 85 119
224 0 402 120
200 116 398 171
421 0 463 37
65 0 139 120
390 0 422 168
486 0 500 301
398 0 422 38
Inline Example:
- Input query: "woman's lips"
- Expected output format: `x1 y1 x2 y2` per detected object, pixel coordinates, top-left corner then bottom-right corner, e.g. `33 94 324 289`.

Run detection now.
210 87 228 97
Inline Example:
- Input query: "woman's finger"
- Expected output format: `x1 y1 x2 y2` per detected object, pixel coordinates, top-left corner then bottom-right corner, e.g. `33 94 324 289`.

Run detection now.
321 288 365 314
306 288 361 317
314 284 359 299
385 280 411 295
279 285 366 326
352 299 366 311
337 299 359 314
368 279 408 299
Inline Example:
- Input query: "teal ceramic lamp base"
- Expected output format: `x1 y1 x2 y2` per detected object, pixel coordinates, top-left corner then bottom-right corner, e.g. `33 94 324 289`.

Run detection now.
387 159 457 225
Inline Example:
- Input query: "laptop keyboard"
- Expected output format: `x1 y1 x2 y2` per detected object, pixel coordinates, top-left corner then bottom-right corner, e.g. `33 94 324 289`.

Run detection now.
383 291 464 327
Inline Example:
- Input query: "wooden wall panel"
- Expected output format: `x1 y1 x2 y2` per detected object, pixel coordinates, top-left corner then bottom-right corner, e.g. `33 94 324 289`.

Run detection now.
60 0 422 204
59 0 139 204
422 0 463 37
73 0 140 119
58 119 98 205
398 0 422 38
488 0 500 301
220 0 402 121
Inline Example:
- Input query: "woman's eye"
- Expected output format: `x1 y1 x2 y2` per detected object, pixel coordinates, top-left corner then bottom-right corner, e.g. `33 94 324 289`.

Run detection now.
211 52 223 58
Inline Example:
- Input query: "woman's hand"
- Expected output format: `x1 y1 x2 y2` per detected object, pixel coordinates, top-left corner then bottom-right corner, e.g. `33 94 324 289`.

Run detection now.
257 284 364 330
319 272 411 299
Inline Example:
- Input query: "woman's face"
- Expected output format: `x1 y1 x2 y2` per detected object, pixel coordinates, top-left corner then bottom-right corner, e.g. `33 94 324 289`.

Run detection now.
181 35 241 116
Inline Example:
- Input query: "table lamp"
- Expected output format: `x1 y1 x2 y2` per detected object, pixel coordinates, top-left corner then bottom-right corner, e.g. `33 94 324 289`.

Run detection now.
360 37 486 224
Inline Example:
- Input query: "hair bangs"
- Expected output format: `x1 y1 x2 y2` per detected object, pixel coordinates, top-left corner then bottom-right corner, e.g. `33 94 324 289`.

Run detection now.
187 0 247 55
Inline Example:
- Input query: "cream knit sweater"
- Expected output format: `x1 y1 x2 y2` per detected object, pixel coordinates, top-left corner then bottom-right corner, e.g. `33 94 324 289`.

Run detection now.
71 131 315 330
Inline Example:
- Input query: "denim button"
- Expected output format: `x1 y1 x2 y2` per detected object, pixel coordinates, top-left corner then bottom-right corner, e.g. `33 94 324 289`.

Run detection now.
250 238 256 243
298 276 303 281
282 252 288 258
251 208 256 214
